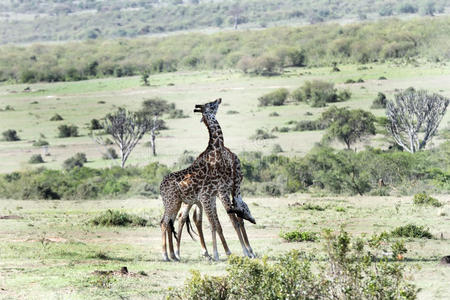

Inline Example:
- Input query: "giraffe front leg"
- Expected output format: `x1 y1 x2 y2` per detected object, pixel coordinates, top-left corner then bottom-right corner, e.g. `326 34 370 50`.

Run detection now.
204 200 220 261
176 204 192 260
237 217 255 258
192 205 211 259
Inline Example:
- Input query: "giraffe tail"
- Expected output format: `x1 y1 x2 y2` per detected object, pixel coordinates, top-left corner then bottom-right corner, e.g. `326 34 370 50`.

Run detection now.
185 214 198 241
169 219 178 242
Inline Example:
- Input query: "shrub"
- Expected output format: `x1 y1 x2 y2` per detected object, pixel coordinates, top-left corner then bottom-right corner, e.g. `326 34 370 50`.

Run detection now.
226 110 239 115
413 192 442 207
90 209 148 227
281 230 318 242
379 76 387 80
29 154 44 164
63 153 87 170
58 124 78 138
391 240 408 260
269 112 279 117
293 120 327 131
271 144 283 154
2 129 20 141
371 92 388 109
170 230 417 299
102 148 118 160
299 80 350 107
32 139 49 147
257 88 289 106
250 129 277 140
90 118 103 130
49 113 64 121
302 203 325 211
290 87 304 102
390 224 433 239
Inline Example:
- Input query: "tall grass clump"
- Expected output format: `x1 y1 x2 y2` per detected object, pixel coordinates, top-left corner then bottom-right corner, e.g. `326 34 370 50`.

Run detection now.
281 230 318 242
90 209 148 227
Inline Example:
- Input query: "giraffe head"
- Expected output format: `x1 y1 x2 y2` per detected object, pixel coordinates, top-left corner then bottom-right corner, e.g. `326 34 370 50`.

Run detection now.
194 98 222 121
228 194 256 224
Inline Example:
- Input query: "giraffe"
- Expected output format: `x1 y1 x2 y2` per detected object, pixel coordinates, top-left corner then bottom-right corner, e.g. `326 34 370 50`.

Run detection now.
160 98 254 261
175 98 256 259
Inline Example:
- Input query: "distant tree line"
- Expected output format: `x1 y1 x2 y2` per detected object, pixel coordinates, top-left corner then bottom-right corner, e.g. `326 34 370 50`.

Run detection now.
1 17 450 83
0 0 447 44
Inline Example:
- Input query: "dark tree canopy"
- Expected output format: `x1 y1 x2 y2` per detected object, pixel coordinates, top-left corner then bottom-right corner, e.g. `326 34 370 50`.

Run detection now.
386 89 449 153
321 106 376 149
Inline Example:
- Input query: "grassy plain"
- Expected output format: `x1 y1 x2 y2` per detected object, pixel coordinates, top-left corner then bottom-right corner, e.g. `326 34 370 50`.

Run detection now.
0 62 449 173
0 194 449 299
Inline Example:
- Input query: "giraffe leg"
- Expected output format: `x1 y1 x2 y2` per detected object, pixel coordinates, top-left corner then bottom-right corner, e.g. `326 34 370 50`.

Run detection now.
203 198 221 261
228 213 250 257
237 217 255 258
160 217 169 262
176 204 193 260
192 204 211 259
210 196 231 256
167 219 179 261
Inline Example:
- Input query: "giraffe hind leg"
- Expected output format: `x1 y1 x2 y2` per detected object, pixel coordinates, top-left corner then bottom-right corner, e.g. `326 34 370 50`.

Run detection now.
168 219 179 261
160 217 169 261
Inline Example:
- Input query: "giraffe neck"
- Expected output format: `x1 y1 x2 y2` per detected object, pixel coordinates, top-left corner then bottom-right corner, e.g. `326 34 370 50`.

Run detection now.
203 114 224 148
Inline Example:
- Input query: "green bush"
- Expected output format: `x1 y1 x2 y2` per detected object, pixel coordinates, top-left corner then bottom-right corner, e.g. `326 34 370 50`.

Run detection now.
49 113 63 121
271 144 283 154
269 112 279 117
413 192 442 207
63 153 87 171
90 118 103 130
390 224 433 239
281 230 318 242
2 129 20 141
102 148 118 160
258 88 289 106
32 139 49 147
296 80 351 107
170 230 417 299
90 209 148 227
58 124 78 138
250 129 277 140
29 154 44 164
293 120 327 131
371 92 388 109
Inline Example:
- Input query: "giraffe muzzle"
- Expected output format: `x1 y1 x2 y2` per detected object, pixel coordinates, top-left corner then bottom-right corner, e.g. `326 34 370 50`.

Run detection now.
193 104 203 113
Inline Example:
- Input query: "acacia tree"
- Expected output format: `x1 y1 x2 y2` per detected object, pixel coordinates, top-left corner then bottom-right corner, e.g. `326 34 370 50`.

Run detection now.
386 89 449 153
321 106 376 150
140 98 169 156
103 108 151 168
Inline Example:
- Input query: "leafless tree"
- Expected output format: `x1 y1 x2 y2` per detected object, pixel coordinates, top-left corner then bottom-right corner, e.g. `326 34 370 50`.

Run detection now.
103 108 151 168
386 89 449 153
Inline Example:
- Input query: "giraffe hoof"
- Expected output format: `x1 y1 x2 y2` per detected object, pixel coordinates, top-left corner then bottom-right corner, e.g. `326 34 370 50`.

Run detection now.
162 254 170 262
170 255 179 262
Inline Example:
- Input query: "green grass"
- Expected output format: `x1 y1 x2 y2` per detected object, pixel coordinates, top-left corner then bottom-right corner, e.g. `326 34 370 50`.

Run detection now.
0 195 448 298
0 63 449 173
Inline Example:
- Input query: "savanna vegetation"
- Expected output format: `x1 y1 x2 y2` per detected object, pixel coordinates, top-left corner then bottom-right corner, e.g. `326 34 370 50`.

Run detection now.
1 0 448 44
0 2 449 298
2 16 450 83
